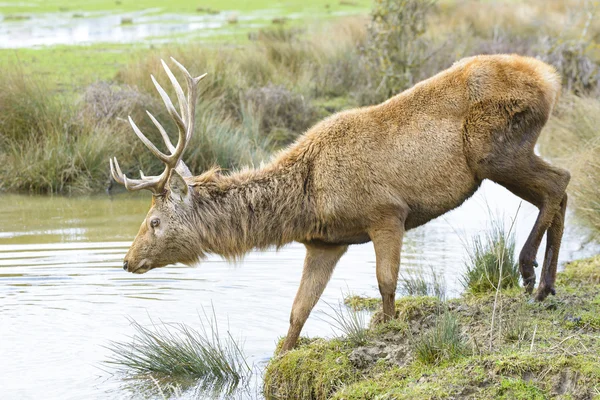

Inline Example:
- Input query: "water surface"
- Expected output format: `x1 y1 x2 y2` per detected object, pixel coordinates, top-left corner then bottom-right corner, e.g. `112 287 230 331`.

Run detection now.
0 182 595 399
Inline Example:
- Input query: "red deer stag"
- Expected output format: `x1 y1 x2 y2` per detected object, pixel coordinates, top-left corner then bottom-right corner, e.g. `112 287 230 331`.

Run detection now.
110 55 569 352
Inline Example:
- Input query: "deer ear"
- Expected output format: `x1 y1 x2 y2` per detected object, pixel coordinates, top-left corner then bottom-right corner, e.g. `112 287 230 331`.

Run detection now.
168 169 189 200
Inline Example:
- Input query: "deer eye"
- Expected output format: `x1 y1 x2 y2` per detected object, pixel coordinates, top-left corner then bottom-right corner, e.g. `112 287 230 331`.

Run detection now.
150 218 160 228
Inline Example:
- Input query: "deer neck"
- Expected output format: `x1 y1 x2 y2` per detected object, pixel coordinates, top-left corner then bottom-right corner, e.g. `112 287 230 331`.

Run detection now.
190 165 311 259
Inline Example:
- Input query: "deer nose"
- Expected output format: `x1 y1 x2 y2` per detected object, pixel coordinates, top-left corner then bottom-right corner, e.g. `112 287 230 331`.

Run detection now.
123 261 128 271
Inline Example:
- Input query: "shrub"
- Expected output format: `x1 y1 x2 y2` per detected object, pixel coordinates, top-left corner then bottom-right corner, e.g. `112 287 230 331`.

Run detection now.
360 0 436 104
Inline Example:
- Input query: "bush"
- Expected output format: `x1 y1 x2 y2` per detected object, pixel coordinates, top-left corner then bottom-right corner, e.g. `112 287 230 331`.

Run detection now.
359 0 436 104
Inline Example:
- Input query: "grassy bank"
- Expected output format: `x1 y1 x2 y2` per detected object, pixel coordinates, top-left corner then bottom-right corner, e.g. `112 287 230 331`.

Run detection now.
1 0 600 208
263 256 600 399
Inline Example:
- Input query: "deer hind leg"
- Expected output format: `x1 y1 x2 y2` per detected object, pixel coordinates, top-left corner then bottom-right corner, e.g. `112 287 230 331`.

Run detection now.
369 217 405 321
537 193 567 300
485 155 570 297
280 242 347 353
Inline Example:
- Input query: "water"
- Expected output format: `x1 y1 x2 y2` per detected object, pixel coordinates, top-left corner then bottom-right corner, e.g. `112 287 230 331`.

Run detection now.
0 182 595 399
0 7 359 48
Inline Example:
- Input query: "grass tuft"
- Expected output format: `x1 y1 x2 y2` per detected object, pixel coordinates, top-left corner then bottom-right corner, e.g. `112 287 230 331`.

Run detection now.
322 301 369 347
105 312 250 397
399 266 446 300
461 218 520 294
413 312 470 365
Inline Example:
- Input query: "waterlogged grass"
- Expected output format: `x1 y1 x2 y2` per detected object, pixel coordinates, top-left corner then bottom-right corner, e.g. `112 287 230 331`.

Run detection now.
264 256 600 399
106 314 251 397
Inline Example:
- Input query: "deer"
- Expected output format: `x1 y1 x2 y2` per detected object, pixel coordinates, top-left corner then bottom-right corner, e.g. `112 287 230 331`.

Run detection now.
110 55 569 352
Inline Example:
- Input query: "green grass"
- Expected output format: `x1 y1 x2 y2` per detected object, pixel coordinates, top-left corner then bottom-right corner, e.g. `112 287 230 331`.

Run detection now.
322 301 369 347
105 314 251 397
461 218 520 294
0 0 370 14
399 266 446 300
413 312 470 365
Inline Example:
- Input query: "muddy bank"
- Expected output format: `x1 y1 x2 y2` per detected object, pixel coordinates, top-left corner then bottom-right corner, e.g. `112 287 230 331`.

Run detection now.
263 256 600 399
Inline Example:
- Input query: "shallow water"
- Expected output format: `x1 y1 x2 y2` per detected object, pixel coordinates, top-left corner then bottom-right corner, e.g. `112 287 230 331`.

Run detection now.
0 7 357 48
0 182 596 399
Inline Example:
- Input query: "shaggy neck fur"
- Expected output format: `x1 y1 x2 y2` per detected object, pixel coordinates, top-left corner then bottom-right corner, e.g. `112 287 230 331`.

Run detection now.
188 162 314 260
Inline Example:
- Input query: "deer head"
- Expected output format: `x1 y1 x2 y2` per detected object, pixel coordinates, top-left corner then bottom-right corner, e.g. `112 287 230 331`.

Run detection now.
110 58 207 273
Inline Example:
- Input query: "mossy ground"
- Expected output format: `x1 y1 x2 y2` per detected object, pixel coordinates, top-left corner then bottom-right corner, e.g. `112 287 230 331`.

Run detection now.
264 257 600 399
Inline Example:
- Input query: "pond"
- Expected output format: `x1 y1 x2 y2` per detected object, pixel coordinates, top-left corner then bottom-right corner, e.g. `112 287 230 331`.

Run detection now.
0 181 596 398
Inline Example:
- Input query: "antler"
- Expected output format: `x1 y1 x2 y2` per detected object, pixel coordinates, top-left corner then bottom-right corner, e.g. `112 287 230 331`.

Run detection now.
109 58 207 194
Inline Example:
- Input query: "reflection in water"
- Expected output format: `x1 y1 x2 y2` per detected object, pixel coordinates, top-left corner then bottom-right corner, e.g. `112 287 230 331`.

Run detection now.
0 182 596 398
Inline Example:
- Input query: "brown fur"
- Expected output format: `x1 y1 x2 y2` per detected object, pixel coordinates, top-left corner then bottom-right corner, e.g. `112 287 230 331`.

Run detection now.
122 54 570 352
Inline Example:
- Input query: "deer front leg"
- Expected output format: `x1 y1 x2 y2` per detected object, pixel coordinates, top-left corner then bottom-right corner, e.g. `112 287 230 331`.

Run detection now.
280 243 347 353
369 218 405 321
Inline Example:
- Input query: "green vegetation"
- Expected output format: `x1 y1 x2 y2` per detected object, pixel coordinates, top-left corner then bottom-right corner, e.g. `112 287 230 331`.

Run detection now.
105 314 250 397
461 218 520 294
263 256 600 399
322 302 369 346
2 0 600 197
413 312 470 365
0 0 370 15
399 266 446 300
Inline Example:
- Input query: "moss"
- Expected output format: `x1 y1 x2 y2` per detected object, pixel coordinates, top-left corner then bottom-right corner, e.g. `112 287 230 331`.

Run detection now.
263 338 359 400
559 255 600 285
343 295 381 311
495 377 547 400
265 256 600 399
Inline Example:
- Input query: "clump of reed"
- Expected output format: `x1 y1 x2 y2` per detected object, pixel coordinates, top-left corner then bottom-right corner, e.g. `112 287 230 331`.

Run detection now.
461 219 520 294
105 314 251 397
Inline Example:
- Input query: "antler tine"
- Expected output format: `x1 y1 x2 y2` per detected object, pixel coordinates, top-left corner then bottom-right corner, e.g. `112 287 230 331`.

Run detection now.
161 59 187 123
151 75 186 166
128 116 171 163
110 157 125 185
171 57 207 144
146 110 176 153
